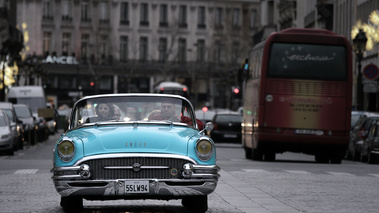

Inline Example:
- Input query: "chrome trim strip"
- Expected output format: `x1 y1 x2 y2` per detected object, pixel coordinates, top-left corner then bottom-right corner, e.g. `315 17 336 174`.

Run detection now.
72 153 198 166
104 166 169 169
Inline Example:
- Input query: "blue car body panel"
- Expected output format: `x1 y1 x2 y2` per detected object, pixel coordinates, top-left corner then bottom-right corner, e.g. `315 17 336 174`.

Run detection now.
54 124 216 167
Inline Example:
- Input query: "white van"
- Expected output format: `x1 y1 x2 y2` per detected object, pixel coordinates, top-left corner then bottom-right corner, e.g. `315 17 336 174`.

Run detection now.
7 86 46 114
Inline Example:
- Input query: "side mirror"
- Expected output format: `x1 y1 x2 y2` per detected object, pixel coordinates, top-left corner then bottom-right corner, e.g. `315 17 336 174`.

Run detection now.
205 122 214 132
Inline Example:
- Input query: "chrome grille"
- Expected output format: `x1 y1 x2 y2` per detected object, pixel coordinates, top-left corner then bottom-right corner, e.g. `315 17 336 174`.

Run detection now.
82 157 192 180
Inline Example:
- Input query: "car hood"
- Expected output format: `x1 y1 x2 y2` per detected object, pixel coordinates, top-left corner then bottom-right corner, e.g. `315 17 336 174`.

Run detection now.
67 125 199 157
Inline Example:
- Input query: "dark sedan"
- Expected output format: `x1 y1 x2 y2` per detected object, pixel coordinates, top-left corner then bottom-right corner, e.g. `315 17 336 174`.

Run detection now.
347 112 379 161
211 113 242 143
361 121 379 164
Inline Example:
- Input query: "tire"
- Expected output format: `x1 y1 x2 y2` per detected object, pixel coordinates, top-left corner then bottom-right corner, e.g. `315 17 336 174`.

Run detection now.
264 152 276 161
60 196 83 213
315 154 329 163
182 195 208 213
252 148 263 161
244 147 252 159
330 155 343 164
368 150 375 164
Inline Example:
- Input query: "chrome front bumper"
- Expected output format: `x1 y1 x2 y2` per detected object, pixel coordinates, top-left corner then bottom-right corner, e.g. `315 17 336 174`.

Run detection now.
51 163 220 198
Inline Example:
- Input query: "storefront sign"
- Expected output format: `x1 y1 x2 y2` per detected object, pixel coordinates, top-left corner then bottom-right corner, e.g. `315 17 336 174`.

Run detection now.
42 55 79 64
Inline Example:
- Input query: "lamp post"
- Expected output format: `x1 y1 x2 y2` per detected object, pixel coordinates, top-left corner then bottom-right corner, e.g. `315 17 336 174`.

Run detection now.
353 29 367 111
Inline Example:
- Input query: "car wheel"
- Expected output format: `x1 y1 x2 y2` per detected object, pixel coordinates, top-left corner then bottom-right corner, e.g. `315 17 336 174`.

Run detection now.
244 147 252 159
182 195 208 213
360 148 368 162
368 150 375 164
353 148 361 161
60 196 83 213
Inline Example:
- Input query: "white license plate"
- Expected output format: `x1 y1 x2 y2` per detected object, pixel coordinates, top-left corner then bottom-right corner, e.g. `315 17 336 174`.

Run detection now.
224 134 237 138
295 129 315 134
125 181 149 193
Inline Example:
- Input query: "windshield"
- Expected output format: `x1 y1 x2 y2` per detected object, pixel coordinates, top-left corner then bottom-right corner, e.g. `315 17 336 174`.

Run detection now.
14 106 32 118
70 95 196 129
0 115 7 126
267 43 347 81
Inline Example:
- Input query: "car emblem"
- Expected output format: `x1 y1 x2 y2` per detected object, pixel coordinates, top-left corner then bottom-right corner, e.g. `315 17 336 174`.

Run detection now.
132 163 141 172
228 123 232 127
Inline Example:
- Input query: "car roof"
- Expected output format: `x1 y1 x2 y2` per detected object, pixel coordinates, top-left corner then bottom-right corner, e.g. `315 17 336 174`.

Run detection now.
0 102 13 109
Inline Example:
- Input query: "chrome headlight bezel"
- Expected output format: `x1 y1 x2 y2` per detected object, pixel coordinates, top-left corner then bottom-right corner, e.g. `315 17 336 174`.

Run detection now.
195 137 214 161
57 139 76 162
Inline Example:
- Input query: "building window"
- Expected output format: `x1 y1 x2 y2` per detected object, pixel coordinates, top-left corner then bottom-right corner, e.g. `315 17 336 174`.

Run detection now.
179 5 187 28
81 1 91 22
250 10 256 29
120 2 129 25
198 6 206 29
158 38 167 62
100 35 108 58
159 4 168 27
140 3 149 26
43 32 52 55
42 0 53 20
140 37 148 62
196 39 205 63
215 7 223 29
99 1 109 23
100 77 112 90
178 38 186 63
214 42 223 64
231 42 239 63
61 0 72 21
120 36 128 61
232 8 241 29
62 33 71 55
81 34 90 59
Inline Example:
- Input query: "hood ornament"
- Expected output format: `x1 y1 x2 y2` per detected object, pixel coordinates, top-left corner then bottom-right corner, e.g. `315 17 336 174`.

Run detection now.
132 122 139 129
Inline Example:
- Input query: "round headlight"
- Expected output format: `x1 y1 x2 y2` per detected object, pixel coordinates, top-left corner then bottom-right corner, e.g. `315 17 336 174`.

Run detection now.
57 140 75 162
195 138 214 161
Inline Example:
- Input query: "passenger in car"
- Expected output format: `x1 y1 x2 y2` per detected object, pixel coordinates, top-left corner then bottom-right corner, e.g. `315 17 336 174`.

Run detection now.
88 102 115 122
148 100 180 122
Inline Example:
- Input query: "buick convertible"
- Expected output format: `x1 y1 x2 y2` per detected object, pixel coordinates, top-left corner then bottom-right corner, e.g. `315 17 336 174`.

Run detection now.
51 94 220 212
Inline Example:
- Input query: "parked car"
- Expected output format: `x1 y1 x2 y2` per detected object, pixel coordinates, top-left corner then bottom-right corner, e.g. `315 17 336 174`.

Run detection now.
36 116 49 142
0 102 23 150
56 108 71 132
347 112 379 161
361 120 379 163
351 111 365 130
51 94 220 213
211 112 243 143
0 110 14 155
13 104 37 145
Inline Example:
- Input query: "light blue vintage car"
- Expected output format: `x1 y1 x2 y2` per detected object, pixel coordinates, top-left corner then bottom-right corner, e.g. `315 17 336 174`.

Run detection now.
51 94 220 213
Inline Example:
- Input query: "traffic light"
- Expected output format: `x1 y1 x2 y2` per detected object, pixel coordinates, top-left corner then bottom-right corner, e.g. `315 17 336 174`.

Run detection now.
232 86 241 98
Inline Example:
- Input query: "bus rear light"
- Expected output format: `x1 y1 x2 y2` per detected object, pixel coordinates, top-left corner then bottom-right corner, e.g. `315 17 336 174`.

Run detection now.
265 94 273 102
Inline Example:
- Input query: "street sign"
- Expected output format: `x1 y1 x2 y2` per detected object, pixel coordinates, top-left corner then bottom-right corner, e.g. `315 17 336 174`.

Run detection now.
362 64 379 80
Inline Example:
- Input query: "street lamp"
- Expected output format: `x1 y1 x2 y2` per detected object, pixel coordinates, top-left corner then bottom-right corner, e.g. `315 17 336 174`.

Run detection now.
353 29 367 111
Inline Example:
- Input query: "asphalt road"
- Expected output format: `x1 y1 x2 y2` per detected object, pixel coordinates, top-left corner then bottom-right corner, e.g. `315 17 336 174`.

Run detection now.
0 133 379 213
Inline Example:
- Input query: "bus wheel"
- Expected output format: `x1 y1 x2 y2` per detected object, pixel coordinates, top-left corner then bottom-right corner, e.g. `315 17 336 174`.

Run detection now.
330 155 342 164
244 147 252 159
264 152 276 161
252 148 263 161
315 154 329 164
